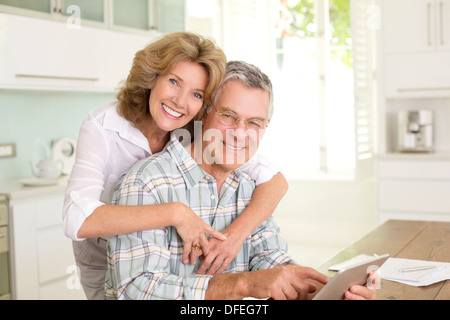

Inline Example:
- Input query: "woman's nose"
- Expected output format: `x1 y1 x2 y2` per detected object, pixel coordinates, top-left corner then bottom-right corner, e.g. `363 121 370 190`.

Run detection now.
173 90 189 108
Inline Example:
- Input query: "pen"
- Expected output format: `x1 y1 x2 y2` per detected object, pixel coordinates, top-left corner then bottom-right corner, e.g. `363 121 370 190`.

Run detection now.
399 266 436 273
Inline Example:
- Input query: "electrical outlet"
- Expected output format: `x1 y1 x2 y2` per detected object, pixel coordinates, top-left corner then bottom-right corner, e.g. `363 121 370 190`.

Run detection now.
0 143 16 158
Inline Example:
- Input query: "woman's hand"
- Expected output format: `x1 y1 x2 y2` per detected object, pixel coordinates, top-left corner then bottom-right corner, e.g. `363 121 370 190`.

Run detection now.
196 228 245 275
344 285 377 300
344 271 379 300
172 203 226 265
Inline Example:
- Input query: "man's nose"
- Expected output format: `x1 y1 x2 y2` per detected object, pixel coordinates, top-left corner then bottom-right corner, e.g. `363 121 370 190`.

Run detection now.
232 127 248 140
236 119 248 130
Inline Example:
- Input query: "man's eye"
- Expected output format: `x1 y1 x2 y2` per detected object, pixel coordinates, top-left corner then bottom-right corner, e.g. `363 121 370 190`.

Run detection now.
249 120 263 128
222 113 235 119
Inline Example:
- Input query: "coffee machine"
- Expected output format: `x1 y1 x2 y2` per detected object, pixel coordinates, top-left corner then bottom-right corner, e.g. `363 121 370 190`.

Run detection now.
397 110 433 153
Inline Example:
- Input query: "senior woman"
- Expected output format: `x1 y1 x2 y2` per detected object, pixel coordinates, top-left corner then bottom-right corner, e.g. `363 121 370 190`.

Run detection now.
63 32 288 300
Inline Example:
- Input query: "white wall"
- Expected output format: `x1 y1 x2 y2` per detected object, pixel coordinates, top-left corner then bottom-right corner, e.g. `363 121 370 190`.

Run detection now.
276 179 377 224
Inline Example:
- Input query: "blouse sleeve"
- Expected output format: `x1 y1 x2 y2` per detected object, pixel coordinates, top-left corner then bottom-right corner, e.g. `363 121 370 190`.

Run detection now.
62 118 108 241
239 154 280 186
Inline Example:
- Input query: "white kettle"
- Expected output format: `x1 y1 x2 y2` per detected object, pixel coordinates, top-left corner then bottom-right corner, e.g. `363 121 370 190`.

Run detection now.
30 140 63 179
31 158 63 179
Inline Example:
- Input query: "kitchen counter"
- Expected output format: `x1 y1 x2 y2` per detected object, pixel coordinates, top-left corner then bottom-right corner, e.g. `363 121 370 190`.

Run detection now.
0 176 68 200
3 175 86 300
377 152 450 161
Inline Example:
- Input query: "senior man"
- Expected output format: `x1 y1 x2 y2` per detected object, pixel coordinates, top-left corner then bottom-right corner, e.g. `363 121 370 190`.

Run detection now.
104 61 375 300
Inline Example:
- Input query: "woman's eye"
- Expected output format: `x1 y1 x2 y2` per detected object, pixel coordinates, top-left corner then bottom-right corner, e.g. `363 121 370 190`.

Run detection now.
169 78 178 86
193 93 203 99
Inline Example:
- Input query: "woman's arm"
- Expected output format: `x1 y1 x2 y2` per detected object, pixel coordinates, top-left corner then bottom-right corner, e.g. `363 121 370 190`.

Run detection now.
196 172 288 274
78 202 226 259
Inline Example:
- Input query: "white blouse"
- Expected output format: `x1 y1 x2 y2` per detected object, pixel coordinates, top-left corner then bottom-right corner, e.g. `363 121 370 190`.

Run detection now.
63 102 279 241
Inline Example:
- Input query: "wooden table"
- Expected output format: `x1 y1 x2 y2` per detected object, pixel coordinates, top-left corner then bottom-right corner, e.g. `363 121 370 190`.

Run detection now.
317 220 450 300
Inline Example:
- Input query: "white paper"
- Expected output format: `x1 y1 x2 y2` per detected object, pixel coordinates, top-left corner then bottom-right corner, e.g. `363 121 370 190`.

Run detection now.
379 258 450 287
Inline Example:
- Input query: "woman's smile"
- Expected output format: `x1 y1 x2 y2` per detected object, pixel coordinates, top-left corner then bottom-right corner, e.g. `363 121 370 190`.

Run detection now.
162 103 184 119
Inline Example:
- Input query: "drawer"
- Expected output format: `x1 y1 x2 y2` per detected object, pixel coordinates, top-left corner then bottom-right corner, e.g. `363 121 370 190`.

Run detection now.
35 194 64 229
378 180 450 214
0 227 8 254
37 226 75 283
377 160 450 180
0 203 7 226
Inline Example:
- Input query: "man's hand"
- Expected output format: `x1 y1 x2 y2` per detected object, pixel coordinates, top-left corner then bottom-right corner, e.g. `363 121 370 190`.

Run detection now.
205 263 329 300
241 264 329 300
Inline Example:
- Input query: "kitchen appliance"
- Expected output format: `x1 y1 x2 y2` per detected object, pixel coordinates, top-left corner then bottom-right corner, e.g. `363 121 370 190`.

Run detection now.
397 110 434 153
0 195 10 300
52 138 76 175
30 139 65 179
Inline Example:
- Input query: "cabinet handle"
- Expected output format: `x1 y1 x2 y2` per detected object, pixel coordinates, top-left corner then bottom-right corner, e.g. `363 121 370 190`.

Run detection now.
428 2 432 46
58 0 63 14
16 74 99 82
440 1 444 46
398 87 450 92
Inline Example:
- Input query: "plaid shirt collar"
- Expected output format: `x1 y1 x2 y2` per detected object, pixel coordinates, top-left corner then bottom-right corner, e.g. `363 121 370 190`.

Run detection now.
166 133 246 191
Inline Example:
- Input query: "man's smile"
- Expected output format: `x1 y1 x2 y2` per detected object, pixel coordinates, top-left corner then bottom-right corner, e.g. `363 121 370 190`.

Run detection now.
223 141 246 151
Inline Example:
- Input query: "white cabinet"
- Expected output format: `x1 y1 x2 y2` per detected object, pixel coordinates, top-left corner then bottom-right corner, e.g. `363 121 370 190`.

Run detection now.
10 192 86 300
0 13 111 92
376 157 450 224
0 13 150 92
384 0 450 53
0 0 53 14
382 0 450 98
0 0 185 34
0 0 185 92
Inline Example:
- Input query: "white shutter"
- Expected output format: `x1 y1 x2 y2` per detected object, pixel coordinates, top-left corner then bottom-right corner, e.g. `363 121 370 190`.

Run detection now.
351 0 378 180
221 0 271 71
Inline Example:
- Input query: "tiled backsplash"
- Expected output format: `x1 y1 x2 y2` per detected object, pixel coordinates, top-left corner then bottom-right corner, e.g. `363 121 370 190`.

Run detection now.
0 90 114 180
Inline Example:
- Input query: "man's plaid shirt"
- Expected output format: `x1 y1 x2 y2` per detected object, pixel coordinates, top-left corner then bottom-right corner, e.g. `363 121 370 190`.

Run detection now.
104 135 293 300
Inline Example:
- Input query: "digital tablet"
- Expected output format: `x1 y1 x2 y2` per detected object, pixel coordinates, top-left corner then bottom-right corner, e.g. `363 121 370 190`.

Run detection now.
313 254 390 300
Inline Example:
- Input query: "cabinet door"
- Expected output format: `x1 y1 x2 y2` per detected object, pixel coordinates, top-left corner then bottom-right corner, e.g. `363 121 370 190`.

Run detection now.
10 193 86 300
62 0 105 23
384 51 450 98
383 0 436 53
158 0 185 33
438 0 450 50
111 0 185 33
0 13 112 91
113 0 150 30
0 0 52 14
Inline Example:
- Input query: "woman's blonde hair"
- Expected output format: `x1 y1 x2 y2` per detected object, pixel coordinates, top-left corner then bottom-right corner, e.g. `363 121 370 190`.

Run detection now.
117 32 227 127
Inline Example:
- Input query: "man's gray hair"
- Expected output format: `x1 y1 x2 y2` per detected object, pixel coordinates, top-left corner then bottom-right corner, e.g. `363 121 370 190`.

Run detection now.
212 61 274 120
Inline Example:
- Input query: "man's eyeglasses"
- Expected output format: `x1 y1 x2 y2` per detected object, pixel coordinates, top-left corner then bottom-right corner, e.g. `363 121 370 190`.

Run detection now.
213 107 268 132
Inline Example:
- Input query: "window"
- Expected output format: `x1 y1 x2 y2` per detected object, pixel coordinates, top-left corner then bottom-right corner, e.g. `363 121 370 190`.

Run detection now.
221 0 377 180
263 0 355 179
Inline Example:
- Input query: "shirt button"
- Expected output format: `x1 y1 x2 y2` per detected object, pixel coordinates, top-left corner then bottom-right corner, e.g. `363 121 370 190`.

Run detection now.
210 195 215 200
70 191 80 200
